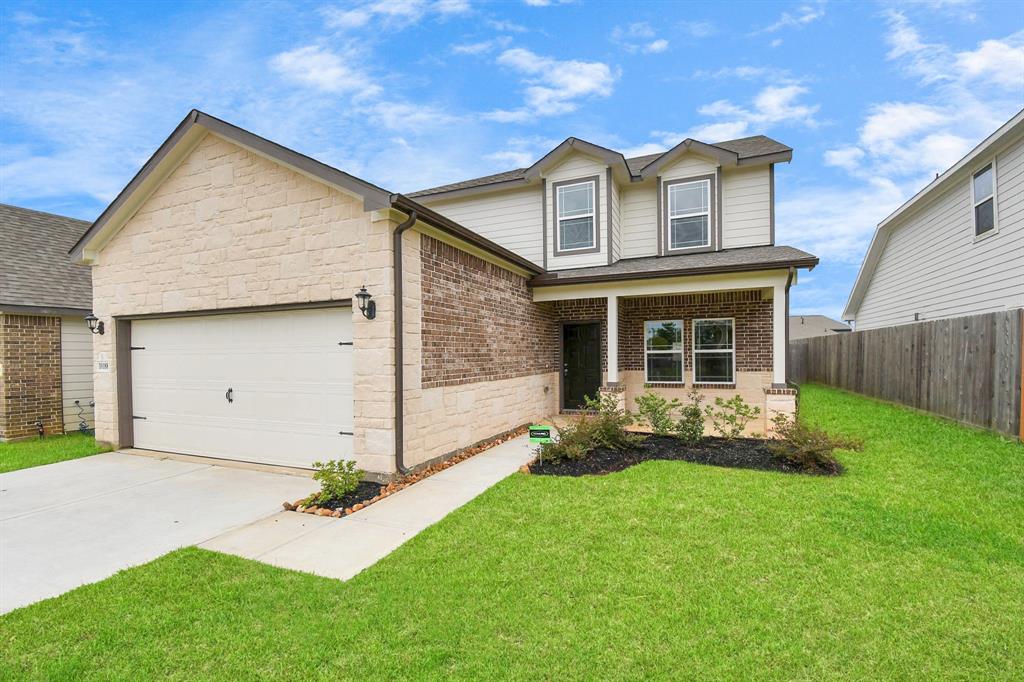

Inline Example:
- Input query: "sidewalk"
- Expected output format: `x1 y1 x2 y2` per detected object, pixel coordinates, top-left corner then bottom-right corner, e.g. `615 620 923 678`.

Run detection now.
200 434 535 580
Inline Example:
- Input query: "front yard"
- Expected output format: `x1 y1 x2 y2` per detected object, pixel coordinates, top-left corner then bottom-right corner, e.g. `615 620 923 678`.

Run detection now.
2 385 1022 679
0 432 110 474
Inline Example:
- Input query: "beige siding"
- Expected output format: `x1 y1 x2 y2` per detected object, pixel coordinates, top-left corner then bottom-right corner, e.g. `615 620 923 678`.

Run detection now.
424 184 543 266
721 165 772 249
545 153 608 270
610 175 621 262
855 134 1024 330
60 316 94 432
620 181 658 258
660 154 718 181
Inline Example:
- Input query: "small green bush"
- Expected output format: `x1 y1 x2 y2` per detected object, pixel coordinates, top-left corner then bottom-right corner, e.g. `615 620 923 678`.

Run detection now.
635 392 682 436
705 395 761 439
307 459 363 505
538 392 642 462
676 388 706 444
767 413 862 474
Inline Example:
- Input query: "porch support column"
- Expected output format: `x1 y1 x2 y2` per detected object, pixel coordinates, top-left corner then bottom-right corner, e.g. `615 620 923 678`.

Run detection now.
606 295 619 385
772 282 787 386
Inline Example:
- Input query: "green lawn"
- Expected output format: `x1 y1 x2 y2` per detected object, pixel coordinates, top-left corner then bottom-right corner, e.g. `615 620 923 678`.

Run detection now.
2 385 1022 680
0 432 110 474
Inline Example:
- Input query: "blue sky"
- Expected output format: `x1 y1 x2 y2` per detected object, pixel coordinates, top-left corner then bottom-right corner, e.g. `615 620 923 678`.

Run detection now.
2 0 1022 318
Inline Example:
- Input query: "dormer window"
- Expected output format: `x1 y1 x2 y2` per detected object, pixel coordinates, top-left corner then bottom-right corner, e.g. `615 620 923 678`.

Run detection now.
554 178 598 253
972 163 996 237
667 178 711 250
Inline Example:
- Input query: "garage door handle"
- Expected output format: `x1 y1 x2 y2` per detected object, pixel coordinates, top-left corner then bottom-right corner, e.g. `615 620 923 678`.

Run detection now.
225 387 234 403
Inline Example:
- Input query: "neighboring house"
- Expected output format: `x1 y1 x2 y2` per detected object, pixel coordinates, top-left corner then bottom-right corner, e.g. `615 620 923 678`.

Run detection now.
789 315 851 340
844 109 1024 330
70 110 817 478
1 204 94 440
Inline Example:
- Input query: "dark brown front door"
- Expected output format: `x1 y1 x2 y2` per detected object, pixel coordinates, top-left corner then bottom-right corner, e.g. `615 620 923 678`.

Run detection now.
563 322 601 409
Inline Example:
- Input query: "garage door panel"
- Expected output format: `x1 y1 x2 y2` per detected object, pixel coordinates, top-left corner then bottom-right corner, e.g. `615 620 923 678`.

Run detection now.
131 307 354 469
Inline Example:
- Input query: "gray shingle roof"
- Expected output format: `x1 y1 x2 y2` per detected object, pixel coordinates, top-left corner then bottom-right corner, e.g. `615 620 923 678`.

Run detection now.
0 204 92 312
530 245 817 286
409 135 792 198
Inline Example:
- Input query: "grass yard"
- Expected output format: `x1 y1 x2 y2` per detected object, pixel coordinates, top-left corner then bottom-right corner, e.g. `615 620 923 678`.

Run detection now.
2 385 1022 680
0 432 110 474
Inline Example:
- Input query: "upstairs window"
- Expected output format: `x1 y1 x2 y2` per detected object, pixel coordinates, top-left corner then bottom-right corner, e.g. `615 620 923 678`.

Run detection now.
667 179 711 250
693 318 734 384
645 320 684 384
556 180 596 252
973 164 995 237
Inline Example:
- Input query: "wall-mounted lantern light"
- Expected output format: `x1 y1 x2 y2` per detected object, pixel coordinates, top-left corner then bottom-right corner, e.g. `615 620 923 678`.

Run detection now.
85 313 105 335
355 286 376 320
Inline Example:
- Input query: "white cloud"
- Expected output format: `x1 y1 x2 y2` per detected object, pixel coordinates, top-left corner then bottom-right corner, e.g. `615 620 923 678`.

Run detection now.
757 1 826 34
612 22 671 54
270 45 381 99
523 0 574 6
688 84 819 138
452 36 512 55
823 146 864 172
644 39 669 54
485 48 617 122
679 21 715 38
956 38 1024 88
320 0 467 31
484 150 535 167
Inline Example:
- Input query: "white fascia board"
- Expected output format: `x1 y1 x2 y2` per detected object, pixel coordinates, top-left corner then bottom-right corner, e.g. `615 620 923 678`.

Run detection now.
531 269 791 302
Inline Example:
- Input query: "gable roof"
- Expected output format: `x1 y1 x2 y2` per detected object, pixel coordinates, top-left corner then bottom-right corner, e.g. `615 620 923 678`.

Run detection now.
843 108 1024 321
789 314 851 340
1 204 92 314
69 110 541 275
409 134 792 200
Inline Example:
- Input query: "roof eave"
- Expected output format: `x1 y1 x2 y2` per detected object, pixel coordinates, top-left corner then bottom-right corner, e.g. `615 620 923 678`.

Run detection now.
638 139 740 179
529 256 819 288
523 137 632 181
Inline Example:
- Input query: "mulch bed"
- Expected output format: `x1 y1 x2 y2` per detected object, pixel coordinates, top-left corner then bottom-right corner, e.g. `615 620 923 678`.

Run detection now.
528 435 842 477
312 481 384 511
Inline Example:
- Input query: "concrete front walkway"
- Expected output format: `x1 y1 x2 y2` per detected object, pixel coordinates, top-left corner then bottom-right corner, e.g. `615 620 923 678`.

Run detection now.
201 434 535 580
0 452 313 614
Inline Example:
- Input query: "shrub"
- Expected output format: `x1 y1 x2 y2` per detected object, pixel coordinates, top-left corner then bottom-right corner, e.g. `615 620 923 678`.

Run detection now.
676 388 706 444
767 413 863 474
537 392 642 462
635 391 682 436
307 459 363 505
705 395 761 439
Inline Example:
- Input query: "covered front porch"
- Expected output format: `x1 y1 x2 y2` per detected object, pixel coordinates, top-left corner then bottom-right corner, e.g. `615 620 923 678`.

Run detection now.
533 268 799 434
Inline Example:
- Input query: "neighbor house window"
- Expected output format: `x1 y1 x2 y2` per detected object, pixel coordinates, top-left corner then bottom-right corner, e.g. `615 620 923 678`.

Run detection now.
667 179 710 250
645 320 684 383
693 318 734 384
556 180 596 251
973 164 995 237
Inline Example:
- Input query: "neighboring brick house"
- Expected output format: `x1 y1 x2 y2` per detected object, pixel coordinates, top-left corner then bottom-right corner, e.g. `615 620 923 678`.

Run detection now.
69 110 817 478
1 204 95 440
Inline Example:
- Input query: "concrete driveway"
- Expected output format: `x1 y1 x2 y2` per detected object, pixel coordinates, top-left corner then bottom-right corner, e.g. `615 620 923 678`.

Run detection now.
0 452 313 614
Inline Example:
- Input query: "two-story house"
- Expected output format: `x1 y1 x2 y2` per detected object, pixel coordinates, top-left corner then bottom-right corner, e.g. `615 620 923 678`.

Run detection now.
844 109 1024 329
70 110 817 479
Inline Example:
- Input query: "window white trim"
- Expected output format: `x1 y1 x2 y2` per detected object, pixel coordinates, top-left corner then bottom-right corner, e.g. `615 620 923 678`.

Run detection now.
692 317 735 385
971 158 998 241
556 179 597 253
644 319 685 384
666 178 711 251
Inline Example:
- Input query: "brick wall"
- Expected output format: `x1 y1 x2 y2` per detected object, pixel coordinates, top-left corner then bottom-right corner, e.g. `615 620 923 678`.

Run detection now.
0 314 63 440
420 235 557 388
618 290 772 375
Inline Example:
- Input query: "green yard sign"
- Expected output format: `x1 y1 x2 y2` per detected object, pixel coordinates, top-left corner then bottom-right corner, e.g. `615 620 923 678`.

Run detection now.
529 425 553 444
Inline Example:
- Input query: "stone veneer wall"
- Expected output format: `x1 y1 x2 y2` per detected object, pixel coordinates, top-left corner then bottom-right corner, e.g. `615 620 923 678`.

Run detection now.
407 233 559 467
90 133 399 474
0 314 63 440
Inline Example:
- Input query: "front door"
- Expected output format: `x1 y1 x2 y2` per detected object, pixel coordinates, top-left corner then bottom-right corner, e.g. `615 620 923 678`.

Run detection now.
562 322 602 409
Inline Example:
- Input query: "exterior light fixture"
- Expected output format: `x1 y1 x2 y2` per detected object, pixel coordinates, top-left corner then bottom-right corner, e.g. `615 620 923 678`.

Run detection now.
355 286 376 320
85 313 105 335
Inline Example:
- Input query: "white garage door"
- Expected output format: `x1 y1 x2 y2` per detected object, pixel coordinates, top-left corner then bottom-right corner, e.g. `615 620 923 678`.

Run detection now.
131 307 353 469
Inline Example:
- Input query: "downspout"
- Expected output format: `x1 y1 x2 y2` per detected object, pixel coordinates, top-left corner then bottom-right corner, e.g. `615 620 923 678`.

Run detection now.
392 209 418 475
784 266 795 386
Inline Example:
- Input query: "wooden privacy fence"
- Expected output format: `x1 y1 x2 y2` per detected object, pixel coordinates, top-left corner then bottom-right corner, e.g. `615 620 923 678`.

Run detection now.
789 310 1023 438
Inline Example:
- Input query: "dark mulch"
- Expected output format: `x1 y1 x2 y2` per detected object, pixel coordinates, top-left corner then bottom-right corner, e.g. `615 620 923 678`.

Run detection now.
314 481 384 511
529 435 842 477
